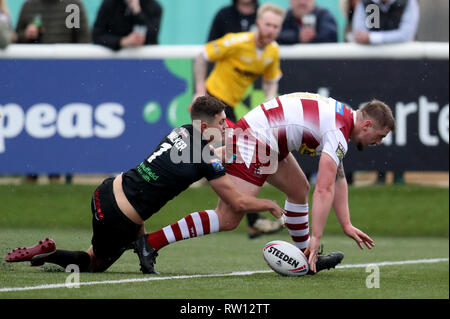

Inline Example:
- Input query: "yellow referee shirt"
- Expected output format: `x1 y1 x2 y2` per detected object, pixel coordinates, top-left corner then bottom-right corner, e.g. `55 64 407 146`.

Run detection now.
204 32 282 107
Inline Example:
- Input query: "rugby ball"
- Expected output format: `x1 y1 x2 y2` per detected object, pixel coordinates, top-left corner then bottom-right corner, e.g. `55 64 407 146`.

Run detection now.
263 240 309 276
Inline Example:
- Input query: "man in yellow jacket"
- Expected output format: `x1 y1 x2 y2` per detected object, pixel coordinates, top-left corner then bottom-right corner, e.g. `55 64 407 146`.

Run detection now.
193 3 285 238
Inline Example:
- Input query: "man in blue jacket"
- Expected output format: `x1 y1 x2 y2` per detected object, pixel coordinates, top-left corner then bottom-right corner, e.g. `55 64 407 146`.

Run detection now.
277 0 337 44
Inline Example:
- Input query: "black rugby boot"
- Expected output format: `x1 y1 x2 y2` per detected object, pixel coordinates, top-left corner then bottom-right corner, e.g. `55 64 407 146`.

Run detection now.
133 235 159 274
308 251 344 275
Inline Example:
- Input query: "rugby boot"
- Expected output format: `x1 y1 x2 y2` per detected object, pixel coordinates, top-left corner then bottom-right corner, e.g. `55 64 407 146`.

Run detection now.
133 234 159 274
247 217 283 239
5 238 56 266
308 251 344 275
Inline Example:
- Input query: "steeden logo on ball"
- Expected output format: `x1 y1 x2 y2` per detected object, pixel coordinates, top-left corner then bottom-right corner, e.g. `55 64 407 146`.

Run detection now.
263 240 309 276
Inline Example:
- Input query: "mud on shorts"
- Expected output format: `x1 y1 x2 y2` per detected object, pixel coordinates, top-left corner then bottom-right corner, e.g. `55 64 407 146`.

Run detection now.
91 177 142 263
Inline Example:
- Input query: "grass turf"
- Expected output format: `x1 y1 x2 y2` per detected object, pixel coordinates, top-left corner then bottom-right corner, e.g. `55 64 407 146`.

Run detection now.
0 183 448 237
0 229 448 299
0 183 448 300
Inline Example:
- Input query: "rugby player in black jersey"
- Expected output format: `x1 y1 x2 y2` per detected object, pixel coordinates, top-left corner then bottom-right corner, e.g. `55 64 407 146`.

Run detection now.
5 96 285 273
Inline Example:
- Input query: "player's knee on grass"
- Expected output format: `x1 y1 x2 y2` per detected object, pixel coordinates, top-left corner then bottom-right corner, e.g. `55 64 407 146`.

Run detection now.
86 246 116 273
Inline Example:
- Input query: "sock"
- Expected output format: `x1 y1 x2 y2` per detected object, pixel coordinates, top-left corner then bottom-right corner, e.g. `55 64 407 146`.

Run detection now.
147 210 219 250
45 250 91 272
285 201 310 252
246 213 259 227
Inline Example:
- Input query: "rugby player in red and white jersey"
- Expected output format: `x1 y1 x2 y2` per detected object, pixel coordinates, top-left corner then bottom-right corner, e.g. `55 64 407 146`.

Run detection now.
129 92 395 275
219 92 396 273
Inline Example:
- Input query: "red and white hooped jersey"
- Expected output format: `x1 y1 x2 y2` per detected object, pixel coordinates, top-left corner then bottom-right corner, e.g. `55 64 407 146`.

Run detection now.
237 92 356 167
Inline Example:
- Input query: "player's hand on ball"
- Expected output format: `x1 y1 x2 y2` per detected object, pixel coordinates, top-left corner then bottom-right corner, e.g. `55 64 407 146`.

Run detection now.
343 224 375 249
304 236 320 273
268 200 285 219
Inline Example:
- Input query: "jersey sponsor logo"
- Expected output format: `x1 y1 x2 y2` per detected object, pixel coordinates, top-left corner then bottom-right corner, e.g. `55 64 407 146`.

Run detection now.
301 130 320 150
137 162 160 182
336 142 345 161
210 158 224 172
233 67 258 78
298 143 317 156
335 101 345 116
253 164 262 178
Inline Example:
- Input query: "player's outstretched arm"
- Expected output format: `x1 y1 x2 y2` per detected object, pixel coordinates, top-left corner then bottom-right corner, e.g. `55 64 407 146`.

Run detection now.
193 52 208 100
333 162 375 250
209 175 284 218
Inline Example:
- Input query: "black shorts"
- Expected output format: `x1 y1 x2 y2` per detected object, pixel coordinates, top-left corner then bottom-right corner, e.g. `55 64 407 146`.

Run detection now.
91 177 141 262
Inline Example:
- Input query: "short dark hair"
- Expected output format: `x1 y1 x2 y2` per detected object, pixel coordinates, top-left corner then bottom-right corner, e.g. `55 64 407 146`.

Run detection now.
360 99 396 132
233 0 259 8
190 96 226 122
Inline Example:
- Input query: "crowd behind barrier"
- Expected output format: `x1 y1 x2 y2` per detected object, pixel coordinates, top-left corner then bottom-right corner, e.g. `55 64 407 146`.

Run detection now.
2 0 449 46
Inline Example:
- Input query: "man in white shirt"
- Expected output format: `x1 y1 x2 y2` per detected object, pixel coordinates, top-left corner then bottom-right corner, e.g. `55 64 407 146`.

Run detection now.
352 0 419 44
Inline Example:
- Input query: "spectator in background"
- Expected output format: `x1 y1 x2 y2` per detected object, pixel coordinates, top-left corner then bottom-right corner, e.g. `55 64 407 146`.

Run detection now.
208 0 258 42
277 0 338 184
206 0 283 240
194 3 286 239
0 0 16 49
15 0 90 183
277 0 338 44
352 0 419 44
352 0 419 184
16 0 90 44
340 0 360 42
93 0 162 50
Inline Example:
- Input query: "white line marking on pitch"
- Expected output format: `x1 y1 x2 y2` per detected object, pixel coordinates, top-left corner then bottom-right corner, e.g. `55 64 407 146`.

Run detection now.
0 257 448 293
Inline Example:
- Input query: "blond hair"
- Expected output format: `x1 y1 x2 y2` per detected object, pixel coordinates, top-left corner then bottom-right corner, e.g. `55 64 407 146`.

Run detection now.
257 3 286 21
360 99 396 131
0 0 10 16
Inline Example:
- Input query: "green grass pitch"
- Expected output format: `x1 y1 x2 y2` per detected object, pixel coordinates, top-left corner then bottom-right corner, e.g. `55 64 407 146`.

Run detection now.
0 183 448 300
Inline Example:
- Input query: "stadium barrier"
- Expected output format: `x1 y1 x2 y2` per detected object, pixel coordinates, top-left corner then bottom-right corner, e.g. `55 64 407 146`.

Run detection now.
0 42 448 174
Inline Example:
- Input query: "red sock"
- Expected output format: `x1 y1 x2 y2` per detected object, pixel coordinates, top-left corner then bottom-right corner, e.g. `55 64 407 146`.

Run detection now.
146 210 219 250
285 201 310 252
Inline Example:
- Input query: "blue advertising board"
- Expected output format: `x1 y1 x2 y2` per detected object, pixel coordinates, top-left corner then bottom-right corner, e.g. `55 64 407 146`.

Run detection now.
1 52 448 174
0 59 189 173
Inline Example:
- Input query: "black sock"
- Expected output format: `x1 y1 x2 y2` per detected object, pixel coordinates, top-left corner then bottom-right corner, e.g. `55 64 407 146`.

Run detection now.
45 250 91 272
247 213 260 227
